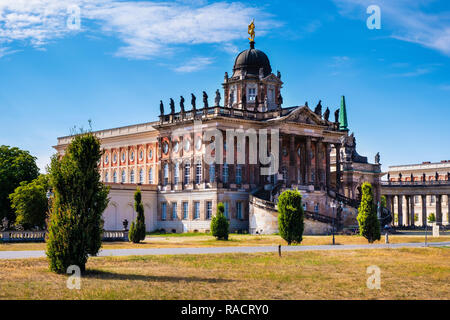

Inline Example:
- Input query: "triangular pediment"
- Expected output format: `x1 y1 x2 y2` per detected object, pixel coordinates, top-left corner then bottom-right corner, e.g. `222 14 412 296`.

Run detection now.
282 106 328 126
262 74 282 83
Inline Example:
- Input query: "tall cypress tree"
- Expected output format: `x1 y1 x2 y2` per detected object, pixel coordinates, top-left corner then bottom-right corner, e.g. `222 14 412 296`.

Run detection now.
129 188 146 243
46 132 110 273
357 182 381 243
278 189 304 245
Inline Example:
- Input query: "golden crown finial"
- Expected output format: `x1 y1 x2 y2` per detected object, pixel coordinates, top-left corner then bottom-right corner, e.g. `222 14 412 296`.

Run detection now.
248 19 255 42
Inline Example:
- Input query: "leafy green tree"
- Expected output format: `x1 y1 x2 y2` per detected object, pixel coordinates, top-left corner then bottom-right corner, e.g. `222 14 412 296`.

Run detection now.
129 188 146 243
278 189 304 245
357 182 381 243
211 202 229 240
9 175 50 229
0 146 40 223
46 132 109 273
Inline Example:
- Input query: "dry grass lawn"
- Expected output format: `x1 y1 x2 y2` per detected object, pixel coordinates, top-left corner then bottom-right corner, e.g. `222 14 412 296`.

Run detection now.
0 247 449 300
1 234 449 251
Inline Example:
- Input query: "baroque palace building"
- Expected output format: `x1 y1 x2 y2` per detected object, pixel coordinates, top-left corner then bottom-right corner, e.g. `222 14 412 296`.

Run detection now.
55 29 382 234
382 161 450 227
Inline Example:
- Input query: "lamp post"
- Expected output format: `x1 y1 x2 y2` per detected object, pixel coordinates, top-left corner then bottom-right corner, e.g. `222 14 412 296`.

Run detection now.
330 200 337 245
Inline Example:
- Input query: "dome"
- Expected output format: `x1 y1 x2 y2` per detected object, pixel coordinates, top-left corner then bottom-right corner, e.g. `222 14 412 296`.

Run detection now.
232 42 272 78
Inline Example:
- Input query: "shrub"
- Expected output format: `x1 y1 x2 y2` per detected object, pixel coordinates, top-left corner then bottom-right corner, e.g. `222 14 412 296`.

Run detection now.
277 189 304 245
357 182 380 243
428 213 436 223
211 203 229 240
129 188 146 243
46 132 109 273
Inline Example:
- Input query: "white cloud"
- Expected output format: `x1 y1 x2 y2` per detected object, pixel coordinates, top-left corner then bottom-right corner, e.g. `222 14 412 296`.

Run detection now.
173 56 214 73
0 46 20 57
0 0 278 60
333 0 450 56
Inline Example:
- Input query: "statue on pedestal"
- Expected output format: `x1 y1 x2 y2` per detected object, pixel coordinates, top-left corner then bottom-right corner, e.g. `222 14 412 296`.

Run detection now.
314 100 322 117
215 90 221 106
180 96 185 114
277 93 283 109
334 109 340 123
324 107 330 122
160 100 164 116
375 152 380 164
191 93 196 112
203 91 209 109
170 98 175 115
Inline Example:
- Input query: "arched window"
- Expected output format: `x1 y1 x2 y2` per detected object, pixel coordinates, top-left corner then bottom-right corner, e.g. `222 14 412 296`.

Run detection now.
195 162 202 184
236 165 242 185
104 172 109 183
130 170 135 184
223 163 229 183
163 163 169 186
184 163 191 184
139 169 144 184
113 171 117 183
121 170 126 183
209 165 215 183
174 163 179 184
149 167 154 184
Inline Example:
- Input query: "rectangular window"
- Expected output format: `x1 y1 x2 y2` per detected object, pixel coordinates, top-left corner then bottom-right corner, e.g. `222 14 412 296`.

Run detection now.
194 202 200 220
196 163 202 184
236 166 242 185
184 163 191 184
248 88 256 101
174 164 179 185
314 203 319 213
223 165 229 183
172 203 177 220
206 201 212 220
209 165 215 183
236 202 243 220
183 202 189 220
224 202 229 219
161 203 167 221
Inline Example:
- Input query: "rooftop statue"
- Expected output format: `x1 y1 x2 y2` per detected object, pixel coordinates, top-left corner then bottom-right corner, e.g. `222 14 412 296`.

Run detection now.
215 89 221 106
191 93 196 111
324 107 330 122
277 93 283 106
334 109 340 123
375 152 380 164
170 98 175 115
248 19 255 42
203 91 209 109
277 70 281 79
314 100 322 117
305 101 309 108
160 100 164 116
180 96 185 113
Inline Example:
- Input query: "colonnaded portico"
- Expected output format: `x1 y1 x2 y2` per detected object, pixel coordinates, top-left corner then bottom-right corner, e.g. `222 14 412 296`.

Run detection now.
382 161 450 226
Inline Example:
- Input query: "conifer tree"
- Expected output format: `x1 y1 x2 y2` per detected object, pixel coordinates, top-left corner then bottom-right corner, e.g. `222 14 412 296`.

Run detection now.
211 202 229 240
46 132 109 273
357 182 381 243
129 188 146 243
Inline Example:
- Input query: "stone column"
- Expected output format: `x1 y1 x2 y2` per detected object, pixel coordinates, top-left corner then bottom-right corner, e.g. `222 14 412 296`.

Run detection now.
289 135 296 186
410 195 415 226
335 144 341 191
386 195 393 220
397 195 403 226
325 143 331 190
421 195 427 227
447 195 450 225
405 196 410 226
314 140 320 190
306 137 312 185
436 194 442 225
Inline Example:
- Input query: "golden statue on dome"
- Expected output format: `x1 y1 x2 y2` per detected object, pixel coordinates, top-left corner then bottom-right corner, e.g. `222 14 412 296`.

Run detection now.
248 19 255 42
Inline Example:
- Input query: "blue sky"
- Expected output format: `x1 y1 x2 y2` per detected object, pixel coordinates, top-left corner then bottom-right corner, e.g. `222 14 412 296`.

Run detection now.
0 0 449 173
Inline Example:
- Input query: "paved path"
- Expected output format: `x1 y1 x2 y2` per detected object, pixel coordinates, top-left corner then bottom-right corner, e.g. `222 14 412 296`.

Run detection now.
0 242 449 260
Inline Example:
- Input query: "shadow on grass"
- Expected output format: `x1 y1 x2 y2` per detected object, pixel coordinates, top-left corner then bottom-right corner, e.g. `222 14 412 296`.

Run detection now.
83 269 234 283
